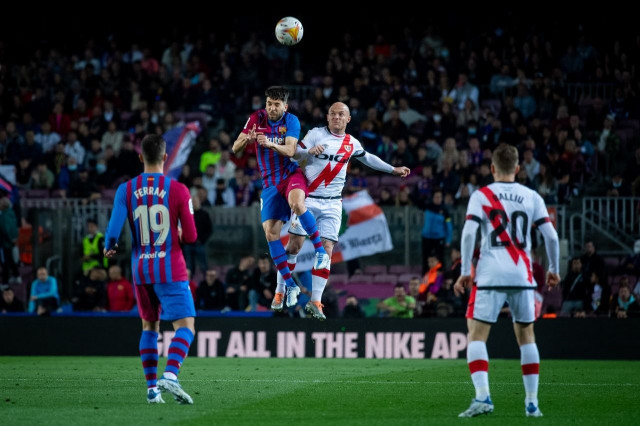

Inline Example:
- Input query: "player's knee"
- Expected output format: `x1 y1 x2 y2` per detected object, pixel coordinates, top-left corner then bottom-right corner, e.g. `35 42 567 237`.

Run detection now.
262 223 279 241
290 201 306 215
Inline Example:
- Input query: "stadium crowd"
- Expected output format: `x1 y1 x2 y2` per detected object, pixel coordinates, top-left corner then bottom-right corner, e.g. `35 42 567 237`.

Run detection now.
1 18 639 317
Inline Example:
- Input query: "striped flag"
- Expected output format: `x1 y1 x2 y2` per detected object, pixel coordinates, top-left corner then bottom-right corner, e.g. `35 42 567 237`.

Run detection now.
162 122 201 179
280 190 393 271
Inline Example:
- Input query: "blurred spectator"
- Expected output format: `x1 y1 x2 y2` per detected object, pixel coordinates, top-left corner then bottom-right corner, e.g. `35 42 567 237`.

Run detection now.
83 139 103 172
611 284 639 319
63 131 85 166
420 190 452 273
224 255 254 311
447 72 479 110
212 178 235 207
178 164 195 188
116 139 143 179
420 254 444 297
457 100 480 129
521 149 540 182
1 285 25 313
246 254 277 311
533 163 557 204
183 196 213 276
101 121 124 153
22 130 43 163
408 276 427 317
199 139 222 173
617 240 640 277
581 240 605 282
196 269 226 310
28 266 60 315
95 158 116 189
35 121 61 153
215 151 236 184
106 265 134 312
490 63 516 96
73 267 108 312
228 168 254 206
342 294 364 318
70 168 101 199
586 271 610 316
49 103 72 136
0 197 20 284
514 84 537 119
81 218 107 276
594 115 620 177
378 283 415 318
561 257 588 316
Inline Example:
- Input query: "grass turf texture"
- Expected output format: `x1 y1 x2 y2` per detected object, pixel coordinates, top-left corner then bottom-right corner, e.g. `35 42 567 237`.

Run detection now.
0 357 637 425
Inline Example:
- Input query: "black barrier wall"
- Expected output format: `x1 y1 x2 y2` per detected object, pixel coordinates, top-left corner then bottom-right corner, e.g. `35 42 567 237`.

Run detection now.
1 317 639 360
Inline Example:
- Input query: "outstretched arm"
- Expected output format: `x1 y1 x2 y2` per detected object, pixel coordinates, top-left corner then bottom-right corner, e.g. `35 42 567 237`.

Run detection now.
354 151 410 176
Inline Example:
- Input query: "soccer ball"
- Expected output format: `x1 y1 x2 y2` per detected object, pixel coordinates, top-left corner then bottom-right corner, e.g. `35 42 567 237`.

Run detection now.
275 17 303 46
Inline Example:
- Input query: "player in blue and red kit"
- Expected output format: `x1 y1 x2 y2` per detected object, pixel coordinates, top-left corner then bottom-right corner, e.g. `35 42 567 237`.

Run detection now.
232 86 329 308
104 134 197 405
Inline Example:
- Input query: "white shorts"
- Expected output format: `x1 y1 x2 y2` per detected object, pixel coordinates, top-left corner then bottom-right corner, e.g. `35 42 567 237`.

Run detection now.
466 287 535 324
289 197 342 242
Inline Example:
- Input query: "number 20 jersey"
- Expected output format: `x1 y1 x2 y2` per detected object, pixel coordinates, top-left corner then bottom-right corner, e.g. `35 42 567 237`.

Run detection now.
464 182 551 289
106 173 197 285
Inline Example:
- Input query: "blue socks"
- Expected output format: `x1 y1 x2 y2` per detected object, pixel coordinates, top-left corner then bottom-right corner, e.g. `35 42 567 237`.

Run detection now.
298 210 326 254
268 240 296 288
165 327 194 377
139 331 159 389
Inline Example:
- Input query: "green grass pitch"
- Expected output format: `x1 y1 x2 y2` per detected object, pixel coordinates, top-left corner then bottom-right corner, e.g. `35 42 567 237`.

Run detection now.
0 357 637 425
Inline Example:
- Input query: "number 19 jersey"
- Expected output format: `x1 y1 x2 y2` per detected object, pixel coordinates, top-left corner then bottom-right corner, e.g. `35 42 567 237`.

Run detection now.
464 182 551 289
105 172 197 285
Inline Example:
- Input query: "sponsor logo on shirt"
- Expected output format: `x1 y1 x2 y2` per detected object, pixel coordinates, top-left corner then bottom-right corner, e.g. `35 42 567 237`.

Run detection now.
139 251 166 259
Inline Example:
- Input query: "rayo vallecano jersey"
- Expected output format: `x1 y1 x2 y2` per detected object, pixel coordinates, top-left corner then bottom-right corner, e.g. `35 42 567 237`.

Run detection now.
465 182 551 288
298 127 365 197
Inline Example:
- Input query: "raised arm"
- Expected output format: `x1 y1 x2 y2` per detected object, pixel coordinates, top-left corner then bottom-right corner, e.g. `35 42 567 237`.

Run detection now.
232 124 257 155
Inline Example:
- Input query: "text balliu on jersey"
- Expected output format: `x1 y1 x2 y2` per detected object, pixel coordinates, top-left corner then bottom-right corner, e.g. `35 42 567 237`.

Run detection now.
464 182 551 289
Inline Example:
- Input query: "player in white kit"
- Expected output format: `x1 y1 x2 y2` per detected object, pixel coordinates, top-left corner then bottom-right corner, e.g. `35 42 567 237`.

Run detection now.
454 144 560 418
270 102 410 319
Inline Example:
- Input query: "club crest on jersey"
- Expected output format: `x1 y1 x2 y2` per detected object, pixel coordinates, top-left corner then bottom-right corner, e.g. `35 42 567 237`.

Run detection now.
278 126 287 135
344 145 352 152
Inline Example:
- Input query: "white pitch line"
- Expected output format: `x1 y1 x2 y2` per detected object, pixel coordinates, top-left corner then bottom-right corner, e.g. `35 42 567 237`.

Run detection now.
0 378 638 387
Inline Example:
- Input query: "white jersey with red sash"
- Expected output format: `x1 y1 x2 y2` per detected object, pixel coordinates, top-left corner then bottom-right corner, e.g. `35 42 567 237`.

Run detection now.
298 127 365 197
464 182 551 289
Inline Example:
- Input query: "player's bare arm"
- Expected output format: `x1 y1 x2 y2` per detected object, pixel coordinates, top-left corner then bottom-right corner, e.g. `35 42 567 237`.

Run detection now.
308 145 324 155
103 246 117 259
355 150 410 178
454 275 473 296
392 166 411 177
546 272 560 288
259 135 297 157
232 124 257 154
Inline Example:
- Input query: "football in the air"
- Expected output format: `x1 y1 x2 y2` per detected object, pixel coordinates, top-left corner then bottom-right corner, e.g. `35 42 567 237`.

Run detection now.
275 17 303 46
